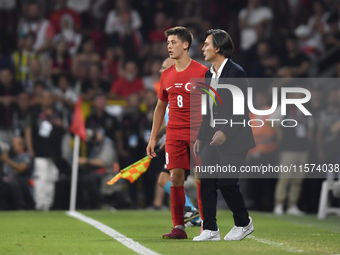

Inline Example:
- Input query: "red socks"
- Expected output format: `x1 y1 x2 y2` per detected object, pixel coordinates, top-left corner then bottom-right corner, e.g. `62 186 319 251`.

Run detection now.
196 181 203 220
170 186 185 227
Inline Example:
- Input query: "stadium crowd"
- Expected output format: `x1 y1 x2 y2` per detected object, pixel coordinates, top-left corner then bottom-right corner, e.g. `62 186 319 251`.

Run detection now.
0 0 339 214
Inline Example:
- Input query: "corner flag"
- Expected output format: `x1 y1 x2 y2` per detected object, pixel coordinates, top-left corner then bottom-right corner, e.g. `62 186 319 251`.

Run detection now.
70 98 87 141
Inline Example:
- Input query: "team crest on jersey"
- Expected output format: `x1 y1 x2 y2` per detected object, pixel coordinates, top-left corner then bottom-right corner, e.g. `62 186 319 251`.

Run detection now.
185 82 197 92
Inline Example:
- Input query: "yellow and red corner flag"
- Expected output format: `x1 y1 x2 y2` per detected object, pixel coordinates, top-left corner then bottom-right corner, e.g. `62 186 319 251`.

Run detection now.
107 155 152 185
70 98 87 142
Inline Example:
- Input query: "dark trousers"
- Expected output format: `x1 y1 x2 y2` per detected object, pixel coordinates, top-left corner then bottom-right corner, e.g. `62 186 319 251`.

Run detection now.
200 144 249 230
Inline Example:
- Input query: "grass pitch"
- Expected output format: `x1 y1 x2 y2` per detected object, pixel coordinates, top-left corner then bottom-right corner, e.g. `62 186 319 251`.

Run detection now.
0 210 339 255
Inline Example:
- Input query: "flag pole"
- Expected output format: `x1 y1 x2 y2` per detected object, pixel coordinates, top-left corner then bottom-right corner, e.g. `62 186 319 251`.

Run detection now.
69 135 80 211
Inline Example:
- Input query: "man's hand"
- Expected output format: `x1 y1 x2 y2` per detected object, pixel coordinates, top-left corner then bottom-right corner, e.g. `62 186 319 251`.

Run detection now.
53 118 64 128
146 139 157 158
2 96 12 107
193 139 202 157
78 157 88 166
119 149 130 158
331 120 340 134
210 131 227 146
160 141 165 149
0 152 9 162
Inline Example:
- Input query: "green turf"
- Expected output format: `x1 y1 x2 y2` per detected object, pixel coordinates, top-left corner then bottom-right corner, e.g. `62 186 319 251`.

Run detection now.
0 211 133 255
0 210 339 255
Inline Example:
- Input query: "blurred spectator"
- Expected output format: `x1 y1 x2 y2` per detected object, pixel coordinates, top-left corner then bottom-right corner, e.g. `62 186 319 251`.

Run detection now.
22 58 53 93
246 91 278 211
273 91 314 216
18 2 55 54
12 33 41 87
53 14 82 56
323 14 340 50
90 0 107 23
317 13 340 72
187 24 200 59
73 61 89 96
0 0 17 50
30 80 46 107
246 40 279 77
25 90 66 211
53 74 77 127
143 89 158 151
276 0 309 35
12 92 31 138
105 0 142 38
143 59 162 92
85 93 124 154
66 0 91 30
104 0 142 60
78 127 117 209
109 61 145 100
81 63 110 101
0 43 13 70
149 12 170 44
0 136 34 210
101 46 123 83
306 0 330 52
336 62 340 77
141 89 162 208
71 37 100 76
48 39 71 83
49 0 81 34
317 88 340 164
0 0 15 12
238 0 273 51
159 57 175 73
0 68 23 142
121 93 148 208
277 34 310 78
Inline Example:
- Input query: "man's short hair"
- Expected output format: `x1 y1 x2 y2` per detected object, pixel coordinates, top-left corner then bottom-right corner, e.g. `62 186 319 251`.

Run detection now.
286 33 298 41
165 26 193 51
34 80 46 88
204 29 234 58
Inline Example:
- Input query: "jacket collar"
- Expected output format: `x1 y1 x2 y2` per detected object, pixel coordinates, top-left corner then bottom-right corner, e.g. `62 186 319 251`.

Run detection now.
209 58 228 77
219 58 232 79
206 59 233 80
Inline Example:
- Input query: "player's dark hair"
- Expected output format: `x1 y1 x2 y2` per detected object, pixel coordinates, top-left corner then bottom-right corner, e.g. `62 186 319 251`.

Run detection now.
165 26 193 51
204 29 234 58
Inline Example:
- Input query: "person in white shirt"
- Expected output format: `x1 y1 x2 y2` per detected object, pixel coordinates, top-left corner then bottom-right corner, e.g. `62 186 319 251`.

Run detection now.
238 0 273 51
104 0 142 37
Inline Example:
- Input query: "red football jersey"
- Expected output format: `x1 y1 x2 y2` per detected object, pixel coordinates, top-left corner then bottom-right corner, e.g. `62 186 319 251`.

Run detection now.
159 60 208 141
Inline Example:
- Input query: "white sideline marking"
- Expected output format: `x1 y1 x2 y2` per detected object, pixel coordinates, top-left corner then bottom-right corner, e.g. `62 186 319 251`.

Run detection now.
67 211 161 255
247 235 304 253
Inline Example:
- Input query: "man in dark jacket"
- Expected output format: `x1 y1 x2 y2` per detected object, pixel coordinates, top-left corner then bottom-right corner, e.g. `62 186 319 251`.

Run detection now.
193 29 255 241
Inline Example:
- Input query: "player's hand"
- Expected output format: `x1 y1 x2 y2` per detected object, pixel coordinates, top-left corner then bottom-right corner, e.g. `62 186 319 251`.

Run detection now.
160 141 165 149
210 131 226 146
193 139 202 158
147 139 157 158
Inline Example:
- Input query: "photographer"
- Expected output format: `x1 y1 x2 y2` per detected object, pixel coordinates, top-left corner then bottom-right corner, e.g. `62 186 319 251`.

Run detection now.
0 137 33 210
78 127 118 209
25 90 66 211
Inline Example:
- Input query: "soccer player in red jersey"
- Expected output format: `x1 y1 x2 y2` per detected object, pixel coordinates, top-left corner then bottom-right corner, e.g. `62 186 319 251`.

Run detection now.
146 26 208 239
